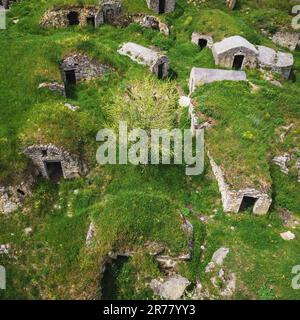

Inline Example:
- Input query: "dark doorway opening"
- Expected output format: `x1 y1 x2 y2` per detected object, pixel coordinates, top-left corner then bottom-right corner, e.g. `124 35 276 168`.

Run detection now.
158 0 166 14
198 39 208 50
65 69 76 85
17 189 25 197
67 11 79 26
44 161 64 182
157 63 164 79
239 196 257 213
86 16 95 27
42 150 47 157
232 55 244 70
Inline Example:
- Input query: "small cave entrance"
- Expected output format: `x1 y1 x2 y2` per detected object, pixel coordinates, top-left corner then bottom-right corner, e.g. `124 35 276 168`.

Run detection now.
198 38 208 50
101 256 130 300
17 189 25 197
232 55 244 70
158 0 166 14
157 63 164 79
44 161 64 182
67 11 79 26
239 196 258 213
64 69 76 85
86 16 95 28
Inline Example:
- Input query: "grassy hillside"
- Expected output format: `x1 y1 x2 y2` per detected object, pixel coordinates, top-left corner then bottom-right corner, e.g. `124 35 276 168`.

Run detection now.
0 0 300 300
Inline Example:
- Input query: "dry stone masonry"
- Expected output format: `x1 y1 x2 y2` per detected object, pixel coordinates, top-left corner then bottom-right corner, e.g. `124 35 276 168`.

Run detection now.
208 152 272 215
118 42 169 79
40 1 121 28
212 36 258 70
61 53 110 85
24 144 86 181
272 31 300 51
257 46 294 79
146 0 176 14
191 32 214 50
189 67 247 93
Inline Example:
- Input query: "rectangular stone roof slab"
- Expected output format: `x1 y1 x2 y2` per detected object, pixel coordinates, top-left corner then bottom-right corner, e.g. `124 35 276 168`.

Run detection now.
213 35 258 55
118 42 162 66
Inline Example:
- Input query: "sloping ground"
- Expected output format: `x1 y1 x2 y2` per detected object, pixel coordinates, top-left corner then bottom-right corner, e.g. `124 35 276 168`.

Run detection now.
0 0 300 300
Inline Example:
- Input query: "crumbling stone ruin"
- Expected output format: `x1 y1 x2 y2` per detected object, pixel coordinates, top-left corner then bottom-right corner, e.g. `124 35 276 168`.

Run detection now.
38 82 66 96
0 175 36 215
24 144 87 181
212 36 258 70
226 0 236 10
40 1 121 28
146 0 176 14
134 14 170 35
118 42 169 79
61 53 110 86
272 31 300 51
208 152 272 215
257 45 294 79
189 67 247 93
191 33 214 50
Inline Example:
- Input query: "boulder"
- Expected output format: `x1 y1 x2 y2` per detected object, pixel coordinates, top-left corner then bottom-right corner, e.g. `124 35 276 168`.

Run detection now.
280 231 296 241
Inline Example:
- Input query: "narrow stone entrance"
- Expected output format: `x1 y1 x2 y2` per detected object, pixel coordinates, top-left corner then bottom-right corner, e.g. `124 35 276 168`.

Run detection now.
67 11 79 26
65 69 76 85
86 16 95 27
198 39 208 50
159 0 166 14
157 63 164 79
239 196 257 212
232 55 244 70
44 161 64 182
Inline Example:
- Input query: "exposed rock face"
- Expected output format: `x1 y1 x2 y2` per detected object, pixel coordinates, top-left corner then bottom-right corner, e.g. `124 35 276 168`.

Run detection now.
280 231 296 241
86 222 96 245
189 67 247 93
61 53 110 84
191 32 214 49
146 0 176 14
272 154 291 174
257 46 294 79
205 247 230 272
38 82 66 96
208 152 272 215
272 31 300 51
0 175 36 214
226 0 236 10
118 42 169 79
150 275 190 300
212 36 258 70
24 144 87 181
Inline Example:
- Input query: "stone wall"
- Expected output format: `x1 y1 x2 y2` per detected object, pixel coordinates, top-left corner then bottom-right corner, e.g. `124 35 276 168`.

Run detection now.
61 53 110 83
272 31 300 51
208 152 272 215
146 0 176 14
191 33 214 49
24 144 87 180
0 174 36 215
40 6 104 28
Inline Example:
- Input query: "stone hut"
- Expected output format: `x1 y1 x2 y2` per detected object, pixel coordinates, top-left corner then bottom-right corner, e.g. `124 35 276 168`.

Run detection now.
60 53 110 86
189 67 247 93
208 153 272 215
24 144 86 182
40 6 104 28
257 45 294 79
146 0 176 14
212 36 258 70
118 42 169 79
191 32 214 50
